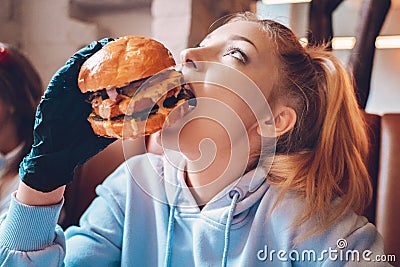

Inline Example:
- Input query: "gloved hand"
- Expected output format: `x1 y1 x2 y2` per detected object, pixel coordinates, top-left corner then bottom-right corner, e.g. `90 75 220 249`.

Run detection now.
20 38 116 192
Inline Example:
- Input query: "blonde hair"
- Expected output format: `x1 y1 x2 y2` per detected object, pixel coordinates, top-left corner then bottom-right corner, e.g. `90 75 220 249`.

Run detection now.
229 13 371 238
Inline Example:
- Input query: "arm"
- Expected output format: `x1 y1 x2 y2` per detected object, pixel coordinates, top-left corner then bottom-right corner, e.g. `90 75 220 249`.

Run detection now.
0 185 66 267
0 38 116 266
16 181 65 206
0 170 125 267
64 174 125 266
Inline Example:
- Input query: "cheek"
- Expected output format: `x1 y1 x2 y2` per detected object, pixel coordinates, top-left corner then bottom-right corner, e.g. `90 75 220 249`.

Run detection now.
246 63 277 101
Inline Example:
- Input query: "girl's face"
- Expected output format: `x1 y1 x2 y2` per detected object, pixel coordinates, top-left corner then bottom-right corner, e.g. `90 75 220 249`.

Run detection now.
160 20 279 160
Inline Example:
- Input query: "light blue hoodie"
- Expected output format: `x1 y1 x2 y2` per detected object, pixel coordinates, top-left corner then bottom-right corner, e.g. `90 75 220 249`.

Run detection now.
0 153 391 266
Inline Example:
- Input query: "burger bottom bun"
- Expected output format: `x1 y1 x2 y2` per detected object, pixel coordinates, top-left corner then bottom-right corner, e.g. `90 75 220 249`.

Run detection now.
88 112 166 139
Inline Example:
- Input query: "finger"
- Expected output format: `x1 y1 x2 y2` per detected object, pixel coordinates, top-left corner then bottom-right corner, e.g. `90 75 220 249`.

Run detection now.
98 37 115 47
46 38 115 95
73 135 117 166
66 40 104 67
70 38 115 65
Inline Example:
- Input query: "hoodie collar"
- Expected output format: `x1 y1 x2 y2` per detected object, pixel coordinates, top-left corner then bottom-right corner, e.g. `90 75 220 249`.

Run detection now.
163 152 270 224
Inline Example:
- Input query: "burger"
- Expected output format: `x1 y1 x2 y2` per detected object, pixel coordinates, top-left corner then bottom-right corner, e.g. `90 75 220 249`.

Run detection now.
78 35 195 139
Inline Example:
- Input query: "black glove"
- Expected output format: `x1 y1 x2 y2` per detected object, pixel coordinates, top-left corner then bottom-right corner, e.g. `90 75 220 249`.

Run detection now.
20 38 116 192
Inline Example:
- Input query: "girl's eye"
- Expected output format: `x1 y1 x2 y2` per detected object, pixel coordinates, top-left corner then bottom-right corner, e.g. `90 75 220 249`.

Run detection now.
224 47 248 64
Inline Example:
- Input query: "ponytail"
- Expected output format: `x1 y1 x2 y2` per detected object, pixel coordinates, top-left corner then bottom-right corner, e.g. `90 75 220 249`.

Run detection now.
268 45 371 239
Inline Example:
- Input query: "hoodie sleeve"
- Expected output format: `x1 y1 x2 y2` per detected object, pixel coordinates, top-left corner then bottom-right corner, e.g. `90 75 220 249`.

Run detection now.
63 178 125 267
0 193 66 267
0 156 145 267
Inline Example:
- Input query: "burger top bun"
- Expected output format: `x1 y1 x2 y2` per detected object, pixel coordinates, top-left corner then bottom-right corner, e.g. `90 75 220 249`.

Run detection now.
78 36 176 93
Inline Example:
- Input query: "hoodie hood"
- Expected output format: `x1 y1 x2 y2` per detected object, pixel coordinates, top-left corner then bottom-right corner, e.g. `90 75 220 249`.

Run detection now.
163 151 270 225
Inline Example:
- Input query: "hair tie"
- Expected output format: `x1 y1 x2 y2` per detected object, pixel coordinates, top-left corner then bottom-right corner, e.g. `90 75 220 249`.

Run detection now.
305 51 313 63
0 47 11 65
305 51 319 73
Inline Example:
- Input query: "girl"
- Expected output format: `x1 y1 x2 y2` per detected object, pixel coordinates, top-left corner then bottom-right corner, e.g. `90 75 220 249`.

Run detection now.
0 43 42 216
0 12 389 266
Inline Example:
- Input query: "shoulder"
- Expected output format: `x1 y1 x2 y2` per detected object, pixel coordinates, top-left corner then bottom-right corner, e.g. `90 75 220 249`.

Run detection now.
95 153 166 206
261 186 384 257
101 153 164 187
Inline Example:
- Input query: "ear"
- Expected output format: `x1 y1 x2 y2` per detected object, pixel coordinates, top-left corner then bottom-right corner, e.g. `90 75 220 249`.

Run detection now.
256 106 297 138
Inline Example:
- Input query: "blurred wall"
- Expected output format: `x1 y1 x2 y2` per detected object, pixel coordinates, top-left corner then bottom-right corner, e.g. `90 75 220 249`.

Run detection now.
0 0 171 86
151 0 192 61
0 0 99 85
188 0 255 48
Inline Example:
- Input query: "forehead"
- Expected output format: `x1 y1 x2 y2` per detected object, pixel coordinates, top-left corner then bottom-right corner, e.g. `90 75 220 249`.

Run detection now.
208 20 273 48
203 20 280 97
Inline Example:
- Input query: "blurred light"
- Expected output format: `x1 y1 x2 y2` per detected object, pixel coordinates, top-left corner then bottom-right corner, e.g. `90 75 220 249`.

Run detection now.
262 0 311 4
299 36 400 50
299 37 356 50
375 36 400 49
298 37 356 50
299 37 308 47
332 37 356 50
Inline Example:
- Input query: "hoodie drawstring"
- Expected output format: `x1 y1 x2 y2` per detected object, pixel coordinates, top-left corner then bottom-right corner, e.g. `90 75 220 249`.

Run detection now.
221 190 240 267
164 187 181 267
164 188 240 267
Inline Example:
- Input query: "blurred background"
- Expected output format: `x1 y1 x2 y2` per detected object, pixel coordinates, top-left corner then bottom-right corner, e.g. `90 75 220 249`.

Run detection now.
0 0 398 114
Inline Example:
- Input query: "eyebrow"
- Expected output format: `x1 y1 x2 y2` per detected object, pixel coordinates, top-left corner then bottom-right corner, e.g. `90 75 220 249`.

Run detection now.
229 35 258 52
201 33 258 52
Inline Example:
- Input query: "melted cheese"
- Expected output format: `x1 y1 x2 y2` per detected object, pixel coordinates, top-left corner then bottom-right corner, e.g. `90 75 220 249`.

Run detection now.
98 99 112 119
105 120 116 137
137 69 183 103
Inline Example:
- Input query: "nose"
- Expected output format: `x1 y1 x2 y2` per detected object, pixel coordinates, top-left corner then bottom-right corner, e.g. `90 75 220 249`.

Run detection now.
180 47 194 63
180 47 208 64
180 47 201 70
